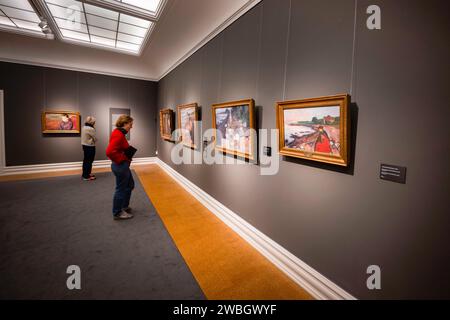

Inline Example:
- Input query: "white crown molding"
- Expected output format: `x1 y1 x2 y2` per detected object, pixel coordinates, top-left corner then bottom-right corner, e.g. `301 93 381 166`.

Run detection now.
0 157 157 176
155 158 357 300
0 57 158 82
156 0 263 81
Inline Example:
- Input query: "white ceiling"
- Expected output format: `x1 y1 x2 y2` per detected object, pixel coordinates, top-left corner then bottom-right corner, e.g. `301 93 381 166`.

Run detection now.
0 0 261 81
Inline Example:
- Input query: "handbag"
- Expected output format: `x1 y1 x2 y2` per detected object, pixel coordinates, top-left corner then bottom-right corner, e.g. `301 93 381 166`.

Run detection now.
125 146 137 159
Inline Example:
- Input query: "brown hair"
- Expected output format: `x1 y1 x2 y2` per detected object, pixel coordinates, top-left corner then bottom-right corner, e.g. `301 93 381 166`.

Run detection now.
115 115 134 128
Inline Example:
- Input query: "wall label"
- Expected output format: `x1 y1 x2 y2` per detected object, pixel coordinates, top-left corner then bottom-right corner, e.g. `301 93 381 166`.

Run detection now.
380 164 407 184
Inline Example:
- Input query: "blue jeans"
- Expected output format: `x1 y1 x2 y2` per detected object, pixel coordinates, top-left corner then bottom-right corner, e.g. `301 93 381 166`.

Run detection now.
82 145 95 178
111 161 135 216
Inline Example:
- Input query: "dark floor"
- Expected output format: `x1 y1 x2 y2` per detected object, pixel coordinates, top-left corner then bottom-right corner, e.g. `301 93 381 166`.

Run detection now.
0 172 205 300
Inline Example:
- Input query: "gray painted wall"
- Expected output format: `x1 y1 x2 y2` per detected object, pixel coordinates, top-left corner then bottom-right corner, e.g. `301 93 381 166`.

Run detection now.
157 0 450 299
0 62 157 166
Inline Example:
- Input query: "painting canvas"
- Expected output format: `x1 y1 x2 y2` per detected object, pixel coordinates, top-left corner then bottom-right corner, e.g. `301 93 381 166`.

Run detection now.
277 94 350 166
160 109 174 141
177 103 198 149
42 111 80 133
110 108 131 141
212 99 255 160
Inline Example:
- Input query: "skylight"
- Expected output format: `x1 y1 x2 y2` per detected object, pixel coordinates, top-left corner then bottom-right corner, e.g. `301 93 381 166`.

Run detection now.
41 0 157 54
0 0 50 38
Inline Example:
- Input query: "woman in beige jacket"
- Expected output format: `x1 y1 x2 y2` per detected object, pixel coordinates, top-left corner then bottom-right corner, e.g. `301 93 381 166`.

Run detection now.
81 116 98 181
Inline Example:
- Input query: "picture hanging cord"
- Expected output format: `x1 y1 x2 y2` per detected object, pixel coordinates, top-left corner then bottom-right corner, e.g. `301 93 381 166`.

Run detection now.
282 0 292 101
254 4 264 102
217 35 224 102
350 0 358 96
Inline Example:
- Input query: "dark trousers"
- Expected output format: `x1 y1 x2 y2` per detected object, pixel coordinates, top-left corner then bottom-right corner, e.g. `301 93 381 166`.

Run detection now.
82 145 96 178
111 161 135 216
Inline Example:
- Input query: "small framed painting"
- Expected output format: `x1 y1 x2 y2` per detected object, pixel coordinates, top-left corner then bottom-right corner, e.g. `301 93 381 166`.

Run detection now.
41 111 81 134
177 103 199 149
276 94 350 166
212 99 256 160
160 108 175 141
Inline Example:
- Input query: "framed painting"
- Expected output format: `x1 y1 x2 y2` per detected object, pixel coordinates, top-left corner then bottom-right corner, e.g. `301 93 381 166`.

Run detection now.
41 111 81 134
177 103 199 149
276 94 350 166
160 108 175 141
212 99 256 160
110 108 131 141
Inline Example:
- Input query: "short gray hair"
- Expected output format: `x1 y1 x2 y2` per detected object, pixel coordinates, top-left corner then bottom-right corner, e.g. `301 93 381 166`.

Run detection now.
85 116 96 125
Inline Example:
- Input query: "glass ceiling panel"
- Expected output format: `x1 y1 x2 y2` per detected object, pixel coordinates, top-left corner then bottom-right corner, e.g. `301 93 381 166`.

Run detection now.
117 32 142 45
84 3 118 20
1 0 35 11
12 18 42 31
118 21 148 37
0 0 46 36
0 6 40 22
116 40 139 52
120 13 150 28
60 28 90 42
86 13 118 30
91 35 115 46
46 3 86 24
104 0 162 14
47 0 82 9
55 17 88 33
89 25 116 39
0 15 15 27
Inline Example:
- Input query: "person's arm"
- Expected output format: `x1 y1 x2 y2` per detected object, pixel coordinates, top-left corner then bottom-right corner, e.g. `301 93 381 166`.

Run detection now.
88 127 98 143
106 131 129 164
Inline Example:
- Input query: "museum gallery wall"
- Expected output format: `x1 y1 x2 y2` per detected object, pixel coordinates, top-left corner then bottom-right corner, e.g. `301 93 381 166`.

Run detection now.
0 62 158 166
157 0 450 299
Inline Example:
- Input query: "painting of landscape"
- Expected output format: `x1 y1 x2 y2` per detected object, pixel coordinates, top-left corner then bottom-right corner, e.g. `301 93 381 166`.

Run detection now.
283 106 341 155
277 94 350 166
212 99 255 160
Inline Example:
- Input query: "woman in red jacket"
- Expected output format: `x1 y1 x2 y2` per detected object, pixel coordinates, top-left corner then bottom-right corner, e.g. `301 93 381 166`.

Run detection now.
106 115 136 220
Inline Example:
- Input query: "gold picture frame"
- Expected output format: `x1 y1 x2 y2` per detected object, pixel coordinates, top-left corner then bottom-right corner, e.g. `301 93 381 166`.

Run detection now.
41 111 81 134
276 94 350 166
212 99 256 160
177 103 199 149
160 108 174 141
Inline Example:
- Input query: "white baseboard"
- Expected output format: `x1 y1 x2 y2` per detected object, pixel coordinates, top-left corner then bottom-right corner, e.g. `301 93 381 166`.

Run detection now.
155 158 356 300
0 157 157 176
